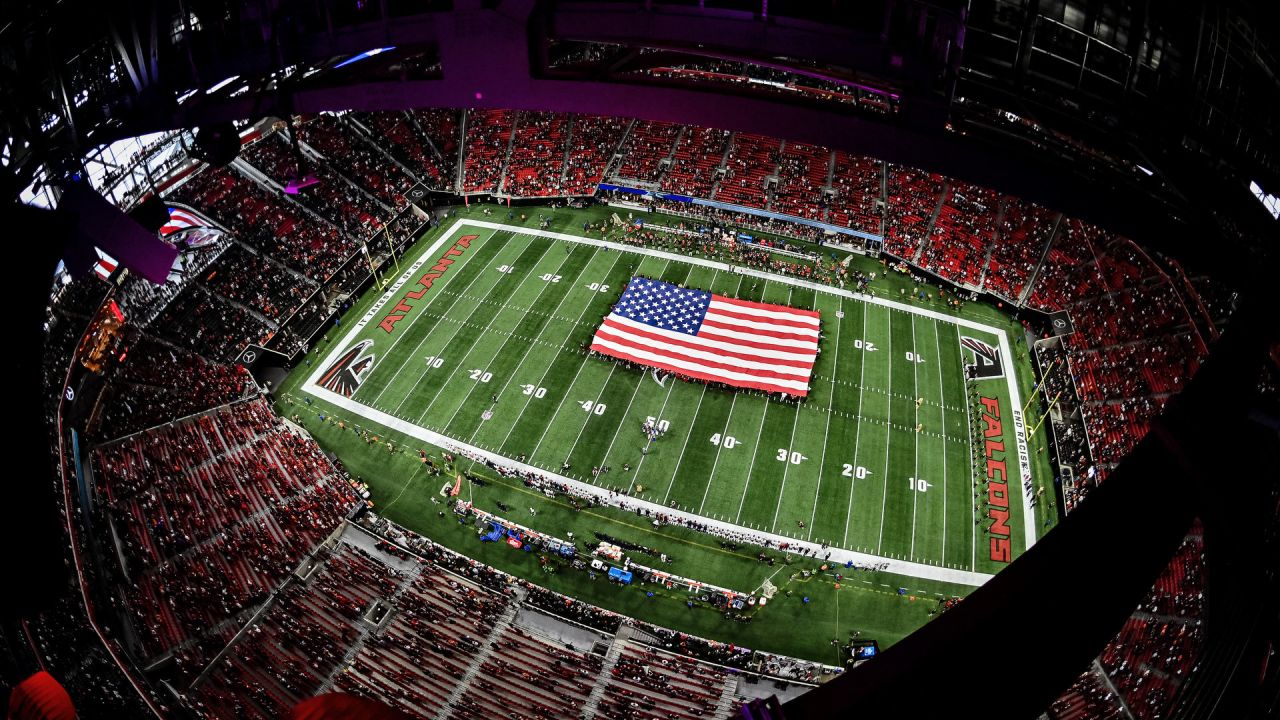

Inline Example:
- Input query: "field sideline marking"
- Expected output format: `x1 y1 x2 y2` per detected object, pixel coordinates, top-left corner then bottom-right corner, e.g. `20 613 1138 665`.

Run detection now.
304 219 1034 575
492 252 628 454
697 394 738 515
432 239 571 431
733 400 772 524
842 300 868 547
364 228 507 409
933 317 949 564
412 238 558 426
662 384 707 506
909 314 921 559
807 297 840 540
767 286 802 534
306 378 996 586
875 308 893 553
466 248 610 445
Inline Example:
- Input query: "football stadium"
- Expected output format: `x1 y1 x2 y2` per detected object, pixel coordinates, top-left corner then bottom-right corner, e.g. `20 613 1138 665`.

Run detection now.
3 2 1278 719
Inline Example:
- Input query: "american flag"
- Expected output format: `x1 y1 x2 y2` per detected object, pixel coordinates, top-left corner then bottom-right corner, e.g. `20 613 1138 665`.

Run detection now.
590 277 820 396
159 207 209 236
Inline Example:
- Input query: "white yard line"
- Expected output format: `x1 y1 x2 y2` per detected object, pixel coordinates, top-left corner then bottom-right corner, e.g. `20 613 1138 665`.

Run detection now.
962 329 978 571
592 369 646 477
492 252 628 453
466 252 608 445
733 283 790 527
525 358 595 466
365 228 507 408
842 300 869 548
808 299 840 541
307 379 996 586
770 405 802 533
554 364 618 465
697 393 738 515
661 384 706 506
933 318 949 564
435 241 572 432
413 239 557 425
910 315 920 559
621 370 675 481
876 307 893 553
733 402 772 525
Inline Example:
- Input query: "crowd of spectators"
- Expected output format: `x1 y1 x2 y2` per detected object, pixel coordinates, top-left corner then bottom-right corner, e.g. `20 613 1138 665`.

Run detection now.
461 108 515 193
918 180 999 289
826 151 883 235
410 108 462 185
353 109 456 192
297 114 414 209
94 334 252 441
202 243 317 320
883 163 946 259
983 196 1056 302
92 398 361 661
115 230 232 325
661 125 732 197
1047 529 1205 719
770 141 831 221
150 285 274 363
714 133 780 209
168 165 356 282
25 595 164 718
240 133 387 241
562 114 630 196
502 111 571 197
613 120 681 182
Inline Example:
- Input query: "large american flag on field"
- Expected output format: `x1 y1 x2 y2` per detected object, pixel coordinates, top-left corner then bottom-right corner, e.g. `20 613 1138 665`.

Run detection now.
590 277 820 396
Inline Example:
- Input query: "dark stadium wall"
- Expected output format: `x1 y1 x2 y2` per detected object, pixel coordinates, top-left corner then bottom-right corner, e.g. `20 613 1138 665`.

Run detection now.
3 202 73 620
106 1 1193 252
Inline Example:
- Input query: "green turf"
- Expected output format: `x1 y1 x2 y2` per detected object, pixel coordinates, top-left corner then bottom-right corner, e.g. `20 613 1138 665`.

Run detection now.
278 201 1062 663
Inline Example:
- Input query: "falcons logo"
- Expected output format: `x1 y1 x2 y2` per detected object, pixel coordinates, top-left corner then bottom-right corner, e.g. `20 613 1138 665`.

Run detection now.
318 340 376 397
960 336 1005 380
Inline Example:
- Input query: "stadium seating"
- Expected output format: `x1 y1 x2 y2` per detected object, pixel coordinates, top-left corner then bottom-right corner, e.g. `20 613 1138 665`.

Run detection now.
461 108 515 193
769 141 831 221
241 133 388 240
93 399 360 661
562 114 629 196
168 165 357 282
150 286 274 363
202 244 317 320
983 196 1056 301
95 336 251 440
661 125 731 197
297 114 415 209
502 111 570 197
409 108 463 188
884 163 945 259
918 180 999 288
613 119 681 182
354 110 452 190
826 151 883 235
714 133 781 209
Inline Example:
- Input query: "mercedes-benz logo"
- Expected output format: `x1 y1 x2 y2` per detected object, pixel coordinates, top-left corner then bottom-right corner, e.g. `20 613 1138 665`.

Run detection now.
242 351 257 363
64 387 75 401
1053 319 1066 328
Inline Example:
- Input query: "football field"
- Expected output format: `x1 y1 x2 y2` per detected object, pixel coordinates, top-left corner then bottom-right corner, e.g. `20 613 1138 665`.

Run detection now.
301 218 1036 580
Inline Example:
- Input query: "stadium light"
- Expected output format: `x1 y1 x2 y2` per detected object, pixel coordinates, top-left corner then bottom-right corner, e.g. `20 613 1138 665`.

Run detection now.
205 75 240 94
334 47 396 69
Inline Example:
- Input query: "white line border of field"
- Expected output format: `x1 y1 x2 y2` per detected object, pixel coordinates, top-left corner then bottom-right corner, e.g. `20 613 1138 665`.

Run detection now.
304 219 1037 584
